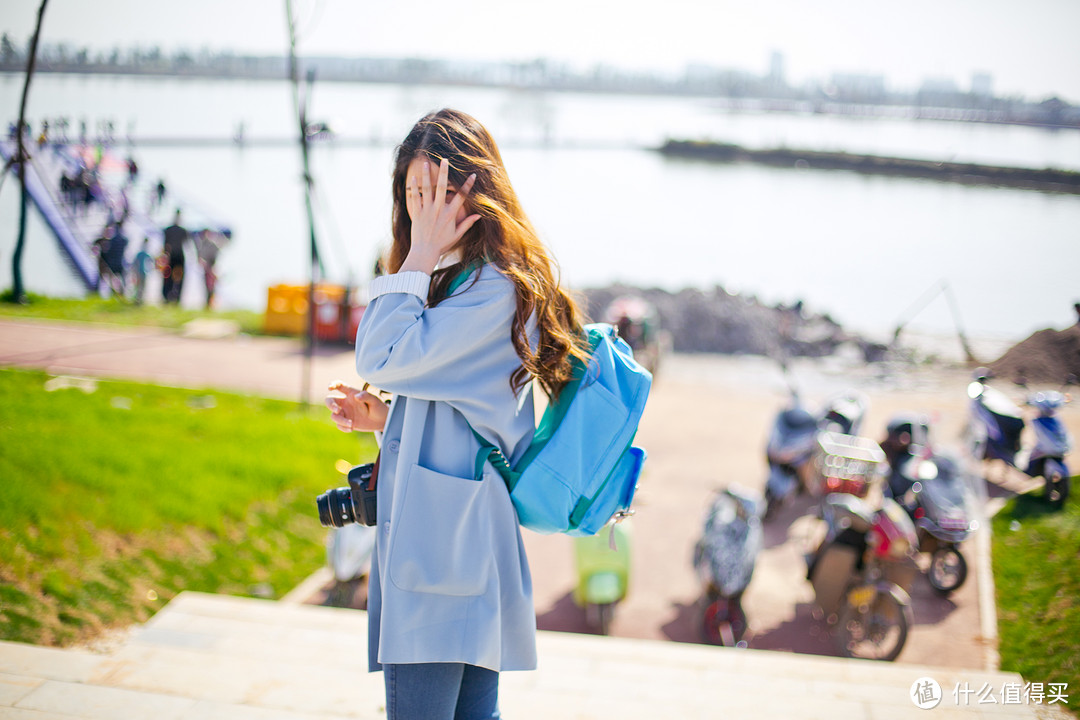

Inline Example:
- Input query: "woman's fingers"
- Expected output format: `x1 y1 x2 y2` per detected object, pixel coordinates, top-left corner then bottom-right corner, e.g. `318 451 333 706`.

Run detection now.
325 387 346 412
435 158 449 206
420 161 432 211
406 159 480 264
446 173 476 214
454 214 482 241
406 174 419 220
324 381 386 433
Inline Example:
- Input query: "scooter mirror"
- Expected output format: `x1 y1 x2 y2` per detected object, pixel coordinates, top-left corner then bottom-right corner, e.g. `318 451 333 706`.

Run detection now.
966 381 983 400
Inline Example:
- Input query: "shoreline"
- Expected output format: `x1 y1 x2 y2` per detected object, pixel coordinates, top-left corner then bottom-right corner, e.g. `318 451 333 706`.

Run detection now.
657 139 1080 194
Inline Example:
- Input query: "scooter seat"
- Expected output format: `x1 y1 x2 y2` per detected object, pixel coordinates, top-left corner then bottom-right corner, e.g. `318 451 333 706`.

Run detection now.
779 407 818 433
583 572 623 605
821 493 874 533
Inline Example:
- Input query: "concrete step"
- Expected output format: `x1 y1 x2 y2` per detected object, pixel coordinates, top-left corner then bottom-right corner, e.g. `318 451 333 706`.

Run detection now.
0 592 1045 720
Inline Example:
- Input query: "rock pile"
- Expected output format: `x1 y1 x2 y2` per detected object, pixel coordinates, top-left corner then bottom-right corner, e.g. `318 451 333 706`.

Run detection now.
583 285 858 358
987 324 1080 385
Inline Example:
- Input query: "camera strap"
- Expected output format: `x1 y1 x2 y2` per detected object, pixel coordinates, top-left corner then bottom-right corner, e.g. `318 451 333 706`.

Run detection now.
369 451 381 490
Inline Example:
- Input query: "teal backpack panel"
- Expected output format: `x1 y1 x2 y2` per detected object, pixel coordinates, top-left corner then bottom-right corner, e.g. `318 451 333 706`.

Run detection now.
472 321 652 537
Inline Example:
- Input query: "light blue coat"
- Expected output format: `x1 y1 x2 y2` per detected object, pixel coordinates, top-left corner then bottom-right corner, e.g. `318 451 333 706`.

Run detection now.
353 265 538 673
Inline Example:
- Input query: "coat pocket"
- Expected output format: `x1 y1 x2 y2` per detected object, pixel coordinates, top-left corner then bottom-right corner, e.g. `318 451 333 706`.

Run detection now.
388 463 491 596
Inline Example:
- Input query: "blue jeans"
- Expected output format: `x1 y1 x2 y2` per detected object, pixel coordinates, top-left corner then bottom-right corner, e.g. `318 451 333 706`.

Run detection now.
384 662 501 720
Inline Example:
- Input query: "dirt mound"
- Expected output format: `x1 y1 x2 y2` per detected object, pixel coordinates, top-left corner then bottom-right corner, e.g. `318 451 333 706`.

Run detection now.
987 324 1080 384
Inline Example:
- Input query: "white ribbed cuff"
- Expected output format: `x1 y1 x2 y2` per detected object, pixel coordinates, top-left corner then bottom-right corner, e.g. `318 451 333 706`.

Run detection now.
369 271 430 300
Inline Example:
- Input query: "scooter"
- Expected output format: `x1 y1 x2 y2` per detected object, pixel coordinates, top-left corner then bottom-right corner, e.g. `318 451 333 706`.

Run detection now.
762 392 819 521
806 493 918 661
882 414 977 596
325 523 377 606
1025 390 1073 505
572 519 632 635
966 372 1026 468
764 390 869 520
905 454 976 596
967 370 1073 507
820 391 870 436
692 485 763 646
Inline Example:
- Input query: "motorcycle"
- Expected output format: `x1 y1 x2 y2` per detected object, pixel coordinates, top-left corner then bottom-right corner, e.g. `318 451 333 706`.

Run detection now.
692 485 764 646
806 493 918 661
882 414 977 596
967 370 1073 507
763 389 869 520
572 519 632 635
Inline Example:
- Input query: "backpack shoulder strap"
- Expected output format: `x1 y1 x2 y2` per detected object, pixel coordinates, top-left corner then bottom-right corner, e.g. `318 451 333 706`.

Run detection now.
446 260 484 296
469 428 523 490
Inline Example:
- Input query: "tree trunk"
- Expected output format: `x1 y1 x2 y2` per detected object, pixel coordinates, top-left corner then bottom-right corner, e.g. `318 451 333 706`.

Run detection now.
8 0 49 304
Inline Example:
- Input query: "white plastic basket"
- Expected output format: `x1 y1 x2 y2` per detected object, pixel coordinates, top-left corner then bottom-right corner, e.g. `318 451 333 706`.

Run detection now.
812 431 886 498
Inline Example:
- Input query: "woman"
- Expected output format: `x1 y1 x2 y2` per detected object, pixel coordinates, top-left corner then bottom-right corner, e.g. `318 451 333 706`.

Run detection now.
326 108 591 720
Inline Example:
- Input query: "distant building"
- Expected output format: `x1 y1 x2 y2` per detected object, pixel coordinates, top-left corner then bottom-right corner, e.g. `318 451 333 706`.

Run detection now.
829 72 887 102
971 72 993 97
683 63 753 95
768 51 785 87
917 76 963 107
919 76 960 95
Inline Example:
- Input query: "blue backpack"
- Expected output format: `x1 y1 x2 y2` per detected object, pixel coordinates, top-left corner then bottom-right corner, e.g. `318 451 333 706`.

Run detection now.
449 265 652 536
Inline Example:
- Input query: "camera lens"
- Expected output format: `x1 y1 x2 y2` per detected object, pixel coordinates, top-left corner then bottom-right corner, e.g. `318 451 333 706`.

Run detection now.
316 487 355 528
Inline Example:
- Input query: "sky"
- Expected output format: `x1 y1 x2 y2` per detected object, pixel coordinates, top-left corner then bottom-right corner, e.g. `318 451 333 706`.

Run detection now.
2 0 1080 101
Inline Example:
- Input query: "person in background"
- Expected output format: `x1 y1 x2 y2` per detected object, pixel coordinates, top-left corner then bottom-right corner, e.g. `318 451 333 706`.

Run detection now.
195 229 230 309
161 209 188 304
92 223 115 295
324 108 591 720
102 222 128 296
131 237 153 305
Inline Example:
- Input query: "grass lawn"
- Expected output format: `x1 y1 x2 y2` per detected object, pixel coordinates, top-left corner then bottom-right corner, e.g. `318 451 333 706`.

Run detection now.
0 293 264 335
0 367 377 647
992 486 1079 710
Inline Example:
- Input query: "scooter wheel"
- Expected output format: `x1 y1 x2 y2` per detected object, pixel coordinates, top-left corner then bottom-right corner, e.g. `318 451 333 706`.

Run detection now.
700 597 747 646
585 602 616 635
835 586 910 662
1044 469 1070 507
596 603 615 636
927 547 968 596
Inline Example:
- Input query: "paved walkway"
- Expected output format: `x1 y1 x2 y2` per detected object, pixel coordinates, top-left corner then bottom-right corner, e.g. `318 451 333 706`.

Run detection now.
0 316 345 403
0 317 1071 718
0 593 1045 719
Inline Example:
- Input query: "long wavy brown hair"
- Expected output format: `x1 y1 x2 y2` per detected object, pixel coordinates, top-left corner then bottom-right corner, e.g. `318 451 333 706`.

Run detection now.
387 108 591 400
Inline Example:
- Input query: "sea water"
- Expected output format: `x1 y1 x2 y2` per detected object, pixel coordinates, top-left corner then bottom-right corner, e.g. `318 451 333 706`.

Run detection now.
1 74 1078 340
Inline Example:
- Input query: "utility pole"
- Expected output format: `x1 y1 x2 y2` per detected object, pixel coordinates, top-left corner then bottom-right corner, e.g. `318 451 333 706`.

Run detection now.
7 0 49 304
285 0 321 405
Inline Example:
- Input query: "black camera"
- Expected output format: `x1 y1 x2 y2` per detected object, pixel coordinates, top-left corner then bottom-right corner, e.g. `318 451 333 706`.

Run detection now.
316 462 378 528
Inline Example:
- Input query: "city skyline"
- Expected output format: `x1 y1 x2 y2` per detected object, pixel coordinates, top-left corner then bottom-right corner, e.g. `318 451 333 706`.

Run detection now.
1 0 1079 103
